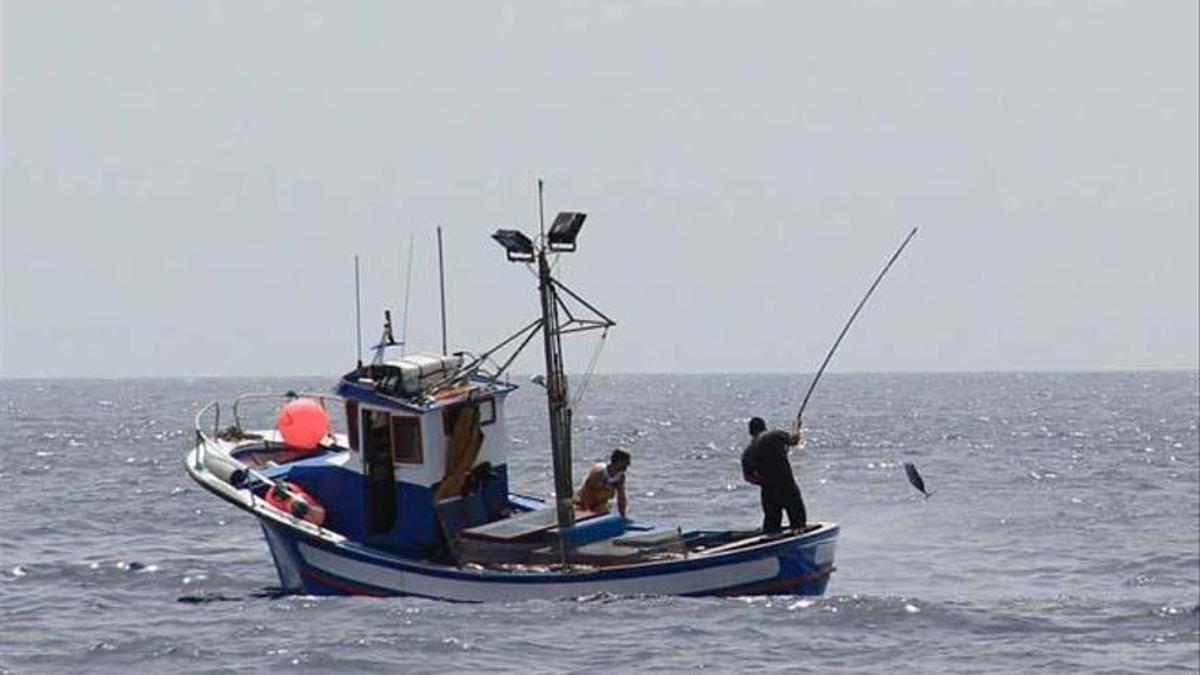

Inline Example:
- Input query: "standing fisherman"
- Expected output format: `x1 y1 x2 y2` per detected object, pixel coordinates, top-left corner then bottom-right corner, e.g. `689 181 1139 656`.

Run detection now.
748 227 917 531
741 417 806 533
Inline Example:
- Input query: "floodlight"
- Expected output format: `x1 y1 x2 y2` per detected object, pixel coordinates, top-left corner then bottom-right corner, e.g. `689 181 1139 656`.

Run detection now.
547 212 587 252
492 229 535 262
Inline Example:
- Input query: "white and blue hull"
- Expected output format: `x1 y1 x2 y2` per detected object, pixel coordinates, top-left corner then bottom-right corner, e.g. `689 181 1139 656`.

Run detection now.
186 412 839 603
259 516 838 602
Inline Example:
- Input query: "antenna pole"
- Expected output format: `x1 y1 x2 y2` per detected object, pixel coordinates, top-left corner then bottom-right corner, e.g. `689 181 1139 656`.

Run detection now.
537 178 546 243
401 233 415 356
437 226 448 356
354 255 363 368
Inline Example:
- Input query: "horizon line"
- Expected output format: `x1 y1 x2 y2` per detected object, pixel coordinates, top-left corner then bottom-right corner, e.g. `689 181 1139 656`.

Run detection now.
2 366 1198 382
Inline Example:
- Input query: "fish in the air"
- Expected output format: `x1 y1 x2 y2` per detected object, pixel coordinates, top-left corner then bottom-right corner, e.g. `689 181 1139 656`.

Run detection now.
903 462 930 498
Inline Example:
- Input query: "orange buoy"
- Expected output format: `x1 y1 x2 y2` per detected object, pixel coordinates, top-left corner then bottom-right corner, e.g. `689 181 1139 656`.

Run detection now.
276 398 329 451
265 480 327 526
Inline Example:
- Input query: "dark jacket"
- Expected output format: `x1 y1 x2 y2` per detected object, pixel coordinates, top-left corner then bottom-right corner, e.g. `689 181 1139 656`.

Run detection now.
741 429 797 487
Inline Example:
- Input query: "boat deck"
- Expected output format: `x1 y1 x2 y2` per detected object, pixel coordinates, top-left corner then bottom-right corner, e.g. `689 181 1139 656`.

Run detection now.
459 506 605 542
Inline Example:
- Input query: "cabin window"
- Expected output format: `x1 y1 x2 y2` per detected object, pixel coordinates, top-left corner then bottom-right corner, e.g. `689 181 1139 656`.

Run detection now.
479 399 496 425
443 399 496 435
345 400 359 451
391 415 423 464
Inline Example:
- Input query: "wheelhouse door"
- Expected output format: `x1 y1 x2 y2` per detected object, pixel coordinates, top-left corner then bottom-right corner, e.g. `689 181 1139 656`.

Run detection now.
362 408 397 534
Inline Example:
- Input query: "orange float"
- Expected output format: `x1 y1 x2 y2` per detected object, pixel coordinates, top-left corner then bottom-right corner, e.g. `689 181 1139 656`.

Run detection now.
276 398 329 450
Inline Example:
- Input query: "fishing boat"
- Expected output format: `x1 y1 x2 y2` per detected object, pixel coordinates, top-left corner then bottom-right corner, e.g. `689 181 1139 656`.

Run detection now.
184 203 839 601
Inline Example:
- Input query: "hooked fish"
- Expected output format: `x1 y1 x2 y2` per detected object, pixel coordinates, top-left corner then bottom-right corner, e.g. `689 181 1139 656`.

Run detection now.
903 462 930 498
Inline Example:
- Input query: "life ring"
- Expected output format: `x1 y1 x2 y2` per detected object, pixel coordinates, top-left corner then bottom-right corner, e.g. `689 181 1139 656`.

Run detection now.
265 480 327 526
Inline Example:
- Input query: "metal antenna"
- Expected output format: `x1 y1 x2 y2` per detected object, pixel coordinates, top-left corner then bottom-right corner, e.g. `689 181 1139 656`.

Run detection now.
437 226 448 356
354 255 363 368
400 233 415 356
537 178 546 246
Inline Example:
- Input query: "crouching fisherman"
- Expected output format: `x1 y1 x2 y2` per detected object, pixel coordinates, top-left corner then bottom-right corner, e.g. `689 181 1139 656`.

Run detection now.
573 449 631 518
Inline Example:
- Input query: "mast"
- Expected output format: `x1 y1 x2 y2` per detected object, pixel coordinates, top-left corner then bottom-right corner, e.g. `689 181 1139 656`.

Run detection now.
537 248 575 529
490 185 615 534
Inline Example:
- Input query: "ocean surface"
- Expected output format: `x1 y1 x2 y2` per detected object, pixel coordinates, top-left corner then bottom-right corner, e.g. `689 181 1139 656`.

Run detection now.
1 372 1197 673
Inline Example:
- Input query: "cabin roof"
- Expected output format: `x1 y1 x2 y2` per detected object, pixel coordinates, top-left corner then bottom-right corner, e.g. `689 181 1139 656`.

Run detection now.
335 371 515 414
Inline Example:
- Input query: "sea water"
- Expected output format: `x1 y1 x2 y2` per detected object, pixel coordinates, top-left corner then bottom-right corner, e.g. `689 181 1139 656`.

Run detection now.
1 372 1197 673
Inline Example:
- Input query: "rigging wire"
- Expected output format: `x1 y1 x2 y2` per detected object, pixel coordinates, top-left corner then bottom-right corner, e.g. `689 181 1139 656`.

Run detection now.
569 327 609 412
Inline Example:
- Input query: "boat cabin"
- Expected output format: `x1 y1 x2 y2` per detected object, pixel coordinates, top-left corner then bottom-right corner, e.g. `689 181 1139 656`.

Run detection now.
256 353 518 558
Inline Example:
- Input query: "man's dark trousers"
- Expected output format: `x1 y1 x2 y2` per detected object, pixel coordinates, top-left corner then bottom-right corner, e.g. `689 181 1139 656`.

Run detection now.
760 479 806 533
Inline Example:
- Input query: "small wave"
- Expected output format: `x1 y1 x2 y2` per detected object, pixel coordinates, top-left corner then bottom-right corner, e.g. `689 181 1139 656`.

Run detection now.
177 591 242 604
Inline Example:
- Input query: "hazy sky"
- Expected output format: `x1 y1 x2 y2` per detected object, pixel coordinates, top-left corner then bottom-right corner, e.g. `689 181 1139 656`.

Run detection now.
3 1 1197 378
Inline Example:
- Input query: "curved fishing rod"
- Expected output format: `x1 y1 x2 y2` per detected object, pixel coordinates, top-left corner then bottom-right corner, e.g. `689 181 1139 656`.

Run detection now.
795 226 919 428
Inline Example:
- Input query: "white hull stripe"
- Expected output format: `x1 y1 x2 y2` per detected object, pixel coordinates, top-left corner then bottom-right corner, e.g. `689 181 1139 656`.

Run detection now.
298 543 780 601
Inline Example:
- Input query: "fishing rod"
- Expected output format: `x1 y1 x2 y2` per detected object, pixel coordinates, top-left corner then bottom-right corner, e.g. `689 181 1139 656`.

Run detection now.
794 226 919 428
792 227 925 497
